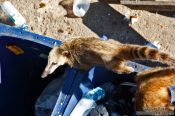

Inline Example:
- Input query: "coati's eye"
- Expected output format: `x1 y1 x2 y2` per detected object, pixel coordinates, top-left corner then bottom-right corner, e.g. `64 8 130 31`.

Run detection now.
52 62 57 65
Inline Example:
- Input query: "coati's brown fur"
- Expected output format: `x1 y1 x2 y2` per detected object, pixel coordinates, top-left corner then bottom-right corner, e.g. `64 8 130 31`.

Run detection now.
41 37 175 78
135 67 175 115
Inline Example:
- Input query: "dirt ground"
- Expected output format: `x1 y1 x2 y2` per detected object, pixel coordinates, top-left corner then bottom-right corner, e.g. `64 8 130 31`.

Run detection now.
0 0 175 57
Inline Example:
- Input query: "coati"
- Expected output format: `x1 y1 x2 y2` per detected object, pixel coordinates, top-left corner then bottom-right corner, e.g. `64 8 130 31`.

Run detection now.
135 67 175 115
41 37 175 78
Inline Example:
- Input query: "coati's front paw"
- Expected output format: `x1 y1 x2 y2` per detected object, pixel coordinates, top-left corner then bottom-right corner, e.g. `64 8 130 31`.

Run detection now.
125 66 135 73
113 66 135 74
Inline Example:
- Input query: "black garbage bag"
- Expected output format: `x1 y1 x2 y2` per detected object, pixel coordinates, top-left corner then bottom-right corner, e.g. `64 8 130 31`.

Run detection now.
35 76 64 116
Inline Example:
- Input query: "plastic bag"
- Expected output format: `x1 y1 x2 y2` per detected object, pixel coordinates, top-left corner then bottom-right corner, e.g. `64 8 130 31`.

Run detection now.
35 76 64 116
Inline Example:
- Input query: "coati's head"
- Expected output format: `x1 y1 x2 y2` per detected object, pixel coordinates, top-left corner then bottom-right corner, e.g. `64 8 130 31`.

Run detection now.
41 45 70 78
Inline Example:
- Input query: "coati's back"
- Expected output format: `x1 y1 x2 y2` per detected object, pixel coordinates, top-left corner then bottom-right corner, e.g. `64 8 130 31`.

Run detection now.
135 68 175 112
66 37 175 66
65 37 121 65
67 37 120 53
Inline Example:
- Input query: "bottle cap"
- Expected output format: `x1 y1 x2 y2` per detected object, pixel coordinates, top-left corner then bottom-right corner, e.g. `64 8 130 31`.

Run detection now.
85 87 105 101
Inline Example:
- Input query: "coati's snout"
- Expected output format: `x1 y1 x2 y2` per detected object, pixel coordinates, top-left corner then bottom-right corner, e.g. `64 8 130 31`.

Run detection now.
41 62 60 78
41 46 70 78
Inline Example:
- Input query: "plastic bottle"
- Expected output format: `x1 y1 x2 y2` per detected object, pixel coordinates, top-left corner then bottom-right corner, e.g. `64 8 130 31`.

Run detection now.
70 87 105 116
73 0 91 17
100 35 108 41
1 1 29 30
145 41 160 49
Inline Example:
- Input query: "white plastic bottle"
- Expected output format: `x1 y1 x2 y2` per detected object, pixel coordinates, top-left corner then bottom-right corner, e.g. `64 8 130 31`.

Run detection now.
1 1 28 30
73 0 91 17
70 87 105 116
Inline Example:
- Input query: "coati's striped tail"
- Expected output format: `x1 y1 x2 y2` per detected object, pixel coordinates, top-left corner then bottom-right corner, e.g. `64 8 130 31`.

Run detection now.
120 45 175 67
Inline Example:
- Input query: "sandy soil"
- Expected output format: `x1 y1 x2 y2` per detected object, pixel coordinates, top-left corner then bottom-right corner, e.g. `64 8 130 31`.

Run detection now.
0 0 175 58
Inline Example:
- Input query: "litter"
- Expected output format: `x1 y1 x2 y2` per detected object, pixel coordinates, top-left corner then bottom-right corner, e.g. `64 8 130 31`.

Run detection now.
89 82 136 115
129 15 139 26
39 0 49 8
73 0 91 17
145 41 161 49
124 11 130 21
124 12 139 26
89 105 109 116
35 63 149 116
6 44 24 55
70 87 105 116
101 35 108 41
169 86 175 104
1 1 29 30
35 0 49 9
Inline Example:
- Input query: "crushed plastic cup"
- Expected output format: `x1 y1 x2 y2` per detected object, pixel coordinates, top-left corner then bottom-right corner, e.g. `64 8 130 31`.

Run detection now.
101 35 108 41
73 0 91 17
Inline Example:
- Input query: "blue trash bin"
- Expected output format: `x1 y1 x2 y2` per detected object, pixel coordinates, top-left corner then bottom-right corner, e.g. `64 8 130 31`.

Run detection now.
0 23 63 116
0 23 150 116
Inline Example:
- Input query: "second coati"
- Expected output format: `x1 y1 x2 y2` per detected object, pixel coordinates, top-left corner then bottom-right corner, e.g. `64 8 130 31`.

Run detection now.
135 67 175 115
41 37 175 78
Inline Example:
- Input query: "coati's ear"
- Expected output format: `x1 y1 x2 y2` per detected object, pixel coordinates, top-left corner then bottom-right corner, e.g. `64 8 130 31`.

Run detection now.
62 51 70 57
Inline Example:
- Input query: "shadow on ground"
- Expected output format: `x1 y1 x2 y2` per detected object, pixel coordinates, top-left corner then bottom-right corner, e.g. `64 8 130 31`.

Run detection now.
83 2 168 67
83 2 149 45
150 11 175 18
126 5 175 18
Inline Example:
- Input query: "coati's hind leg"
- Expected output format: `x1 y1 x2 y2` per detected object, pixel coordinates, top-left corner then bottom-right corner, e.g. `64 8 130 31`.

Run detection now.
107 60 135 74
